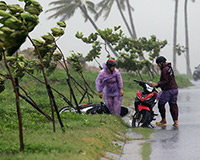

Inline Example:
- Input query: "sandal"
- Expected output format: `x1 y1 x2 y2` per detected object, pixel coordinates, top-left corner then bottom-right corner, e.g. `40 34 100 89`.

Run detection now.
173 120 178 127
173 123 178 127
155 121 167 127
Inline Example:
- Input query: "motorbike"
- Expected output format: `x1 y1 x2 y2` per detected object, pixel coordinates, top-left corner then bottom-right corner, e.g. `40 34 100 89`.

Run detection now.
193 65 200 81
59 102 129 117
132 80 158 128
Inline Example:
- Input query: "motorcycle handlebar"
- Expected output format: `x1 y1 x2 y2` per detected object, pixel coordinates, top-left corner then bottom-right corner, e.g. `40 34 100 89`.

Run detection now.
134 79 158 92
133 80 145 87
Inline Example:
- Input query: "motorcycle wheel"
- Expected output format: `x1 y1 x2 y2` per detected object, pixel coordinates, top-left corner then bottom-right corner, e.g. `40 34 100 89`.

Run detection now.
132 112 139 128
59 106 76 114
193 74 198 81
132 110 151 128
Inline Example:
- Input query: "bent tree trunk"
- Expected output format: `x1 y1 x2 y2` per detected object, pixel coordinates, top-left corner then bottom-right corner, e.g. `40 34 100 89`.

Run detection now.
2 51 24 152
28 36 56 132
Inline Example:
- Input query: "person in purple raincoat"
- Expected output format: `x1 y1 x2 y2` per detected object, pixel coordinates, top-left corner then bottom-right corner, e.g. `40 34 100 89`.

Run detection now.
96 59 123 116
152 56 179 127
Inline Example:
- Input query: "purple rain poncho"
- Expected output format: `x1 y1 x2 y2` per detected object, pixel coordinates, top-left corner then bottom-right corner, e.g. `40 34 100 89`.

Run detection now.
95 63 123 115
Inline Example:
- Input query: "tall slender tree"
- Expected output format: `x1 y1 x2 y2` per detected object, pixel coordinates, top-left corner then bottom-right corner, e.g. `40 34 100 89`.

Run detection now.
184 0 194 75
126 0 137 39
173 0 179 74
46 0 118 57
95 0 137 39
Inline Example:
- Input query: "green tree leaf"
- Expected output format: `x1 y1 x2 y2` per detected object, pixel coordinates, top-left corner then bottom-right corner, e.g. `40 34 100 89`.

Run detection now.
57 21 66 28
51 27 64 37
0 1 7 11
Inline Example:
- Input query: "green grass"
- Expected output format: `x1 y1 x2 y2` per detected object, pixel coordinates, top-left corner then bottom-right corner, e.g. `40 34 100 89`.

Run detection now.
0 113 128 160
130 128 154 160
0 69 193 159
141 142 152 160
132 127 154 140
175 74 194 88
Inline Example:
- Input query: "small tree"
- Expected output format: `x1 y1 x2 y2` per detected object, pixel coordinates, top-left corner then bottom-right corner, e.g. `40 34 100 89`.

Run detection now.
75 26 167 79
0 0 43 151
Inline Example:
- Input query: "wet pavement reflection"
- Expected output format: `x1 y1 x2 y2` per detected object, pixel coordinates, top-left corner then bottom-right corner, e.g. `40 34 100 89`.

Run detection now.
150 81 200 160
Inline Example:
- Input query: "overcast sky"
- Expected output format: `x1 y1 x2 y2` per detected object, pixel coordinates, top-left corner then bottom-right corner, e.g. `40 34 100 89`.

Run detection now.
7 0 200 74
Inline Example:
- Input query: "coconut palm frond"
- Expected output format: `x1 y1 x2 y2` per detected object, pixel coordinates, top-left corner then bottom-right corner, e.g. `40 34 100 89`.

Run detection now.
119 0 126 10
94 8 104 21
85 1 95 9
103 0 114 20
49 0 72 6
47 0 99 28
61 4 79 20
47 3 79 20
86 1 97 14
95 0 110 20
96 0 109 9
81 12 89 22
46 5 66 13
60 8 76 21
96 0 114 20
80 5 89 22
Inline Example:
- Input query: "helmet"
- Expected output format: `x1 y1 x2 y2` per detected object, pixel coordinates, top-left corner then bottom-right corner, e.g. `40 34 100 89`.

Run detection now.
156 56 167 64
106 59 116 68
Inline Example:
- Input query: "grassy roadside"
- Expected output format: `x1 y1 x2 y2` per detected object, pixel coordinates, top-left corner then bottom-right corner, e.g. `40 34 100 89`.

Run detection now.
0 69 193 160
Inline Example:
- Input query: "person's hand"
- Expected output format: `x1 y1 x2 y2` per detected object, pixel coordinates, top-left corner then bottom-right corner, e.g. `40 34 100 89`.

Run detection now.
120 89 124 96
99 92 103 99
152 83 158 87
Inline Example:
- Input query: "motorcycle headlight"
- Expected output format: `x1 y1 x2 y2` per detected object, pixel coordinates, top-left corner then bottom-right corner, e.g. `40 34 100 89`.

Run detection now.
145 84 153 92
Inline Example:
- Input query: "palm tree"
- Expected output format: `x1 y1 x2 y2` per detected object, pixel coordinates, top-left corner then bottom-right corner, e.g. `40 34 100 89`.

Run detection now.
46 0 118 57
47 0 98 29
95 0 137 39
173 0 179 74
184 0 194 75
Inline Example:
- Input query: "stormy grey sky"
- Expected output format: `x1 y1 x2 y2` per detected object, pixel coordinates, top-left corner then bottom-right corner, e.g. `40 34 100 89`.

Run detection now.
7 0 200 74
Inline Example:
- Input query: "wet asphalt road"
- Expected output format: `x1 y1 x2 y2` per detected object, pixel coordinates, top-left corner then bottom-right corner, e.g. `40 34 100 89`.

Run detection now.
150 80 200 160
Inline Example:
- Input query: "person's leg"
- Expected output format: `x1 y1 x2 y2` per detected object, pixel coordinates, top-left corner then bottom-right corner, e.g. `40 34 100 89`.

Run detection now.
157 103 167 125
156 91 170 126
169 103 178 126
104 96 114 113
169 89 179 126
113 95 122 116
